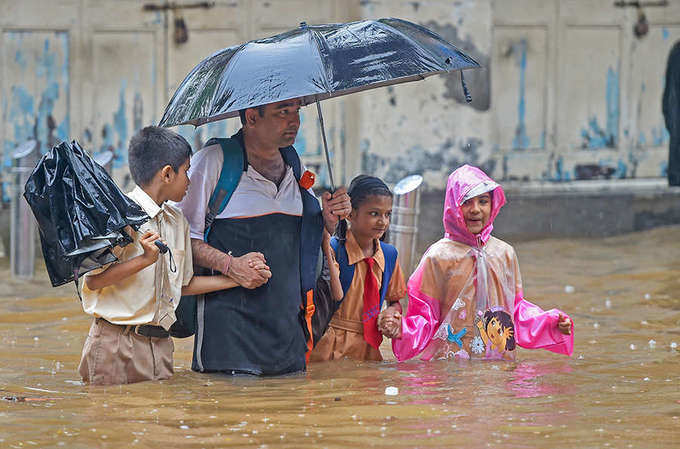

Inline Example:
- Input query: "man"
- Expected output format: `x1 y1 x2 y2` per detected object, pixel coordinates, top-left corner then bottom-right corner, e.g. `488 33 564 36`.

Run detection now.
178 98 351 375
663 41 680 186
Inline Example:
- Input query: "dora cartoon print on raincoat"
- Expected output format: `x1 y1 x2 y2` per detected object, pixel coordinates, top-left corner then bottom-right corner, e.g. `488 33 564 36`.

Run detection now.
392 165 574 362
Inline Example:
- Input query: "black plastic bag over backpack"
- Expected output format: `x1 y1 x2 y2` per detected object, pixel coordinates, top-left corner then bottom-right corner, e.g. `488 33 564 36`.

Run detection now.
24 140 148 287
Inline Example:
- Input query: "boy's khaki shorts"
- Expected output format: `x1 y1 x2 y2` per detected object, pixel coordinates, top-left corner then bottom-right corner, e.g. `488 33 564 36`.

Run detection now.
78 318 174 385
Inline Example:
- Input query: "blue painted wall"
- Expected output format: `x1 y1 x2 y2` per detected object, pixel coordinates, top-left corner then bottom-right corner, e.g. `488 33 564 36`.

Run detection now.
3 32 69 201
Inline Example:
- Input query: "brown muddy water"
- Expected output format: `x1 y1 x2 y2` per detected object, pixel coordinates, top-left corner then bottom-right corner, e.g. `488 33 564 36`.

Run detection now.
1 227 679 448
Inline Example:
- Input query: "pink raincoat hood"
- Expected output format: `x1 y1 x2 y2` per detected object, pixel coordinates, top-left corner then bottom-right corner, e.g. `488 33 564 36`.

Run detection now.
443 165 506 247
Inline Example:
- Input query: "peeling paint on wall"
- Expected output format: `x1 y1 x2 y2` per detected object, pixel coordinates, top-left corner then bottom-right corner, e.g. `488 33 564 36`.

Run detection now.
175 117 230 156
606 67 620 146
544 154 572 182
3 32 69 202
652 126 670 146
581 117 612 149
615 159 627 178
9 86 34 145
387 86 397 107
133 93 144 132
112 82 128 168
580 67 619 149
574 158 628 180
511 39 529 150
361 134 492 184
422 21 490 111
296 111 307 155
359 0 377 15
638 131 647 146
39 37 69 152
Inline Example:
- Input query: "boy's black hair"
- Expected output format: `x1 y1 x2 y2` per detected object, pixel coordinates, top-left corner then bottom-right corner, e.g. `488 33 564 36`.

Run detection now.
128 126 192 187
335 175 393 241
238 105 266 125
483 309 516 351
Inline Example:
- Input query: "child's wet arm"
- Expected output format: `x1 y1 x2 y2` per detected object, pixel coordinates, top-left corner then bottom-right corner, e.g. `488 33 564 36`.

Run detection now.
327 260 343 301
513 297 574 355
322 230 344 301
181 274 237 296
385 258 407 304
84 255 152 291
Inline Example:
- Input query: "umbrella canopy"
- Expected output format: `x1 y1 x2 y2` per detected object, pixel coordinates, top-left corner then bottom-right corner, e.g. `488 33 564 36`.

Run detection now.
24 140 148 287
158 17 480 128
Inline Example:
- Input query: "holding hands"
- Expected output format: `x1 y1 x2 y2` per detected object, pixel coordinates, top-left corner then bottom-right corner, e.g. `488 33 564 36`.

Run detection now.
228 252 272 289
378 303 403 339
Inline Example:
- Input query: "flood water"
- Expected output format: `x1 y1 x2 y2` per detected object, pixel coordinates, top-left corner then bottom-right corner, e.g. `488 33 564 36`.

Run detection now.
1 227 679 448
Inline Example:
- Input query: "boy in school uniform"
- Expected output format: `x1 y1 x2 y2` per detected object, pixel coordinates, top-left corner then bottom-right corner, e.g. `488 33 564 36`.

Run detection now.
78 126 270 385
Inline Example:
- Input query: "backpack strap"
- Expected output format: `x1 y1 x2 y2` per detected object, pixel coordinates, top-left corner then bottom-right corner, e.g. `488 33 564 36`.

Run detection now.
281 145 324 361
280 145 322 294
280 146 301 179
203 137 245 240
330 237 399 307
170 136 245 339
378 241 398 307
329 236 355 296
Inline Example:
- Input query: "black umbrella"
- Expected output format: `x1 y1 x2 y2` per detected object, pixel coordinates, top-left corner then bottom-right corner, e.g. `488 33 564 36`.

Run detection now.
24 140 148 287
158 17 480 188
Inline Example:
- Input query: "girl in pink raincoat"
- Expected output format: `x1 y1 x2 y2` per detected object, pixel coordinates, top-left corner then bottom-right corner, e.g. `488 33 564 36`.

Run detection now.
378 165 573 362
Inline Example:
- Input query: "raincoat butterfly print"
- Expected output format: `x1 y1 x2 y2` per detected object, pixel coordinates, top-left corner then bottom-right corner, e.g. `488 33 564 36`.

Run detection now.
392 165 574 362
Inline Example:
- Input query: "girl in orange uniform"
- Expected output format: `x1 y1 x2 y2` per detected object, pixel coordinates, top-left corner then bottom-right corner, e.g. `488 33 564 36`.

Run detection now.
310 175 407 361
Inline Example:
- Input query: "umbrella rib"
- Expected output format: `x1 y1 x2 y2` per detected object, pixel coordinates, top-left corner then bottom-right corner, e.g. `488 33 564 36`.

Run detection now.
159 44 242 127
374 19 479 71
373 20 446 71
303 25 334 93
209 42 248 118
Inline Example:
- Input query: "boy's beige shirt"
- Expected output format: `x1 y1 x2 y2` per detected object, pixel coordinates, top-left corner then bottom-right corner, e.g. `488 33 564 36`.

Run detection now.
81 186 193 330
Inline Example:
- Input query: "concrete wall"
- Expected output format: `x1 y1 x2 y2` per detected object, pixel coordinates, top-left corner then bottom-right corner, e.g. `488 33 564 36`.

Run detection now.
1 0 680 255
345 0 680 188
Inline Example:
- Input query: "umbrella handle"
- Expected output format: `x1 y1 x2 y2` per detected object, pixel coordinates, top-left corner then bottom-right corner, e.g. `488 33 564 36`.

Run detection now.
316 99 336 191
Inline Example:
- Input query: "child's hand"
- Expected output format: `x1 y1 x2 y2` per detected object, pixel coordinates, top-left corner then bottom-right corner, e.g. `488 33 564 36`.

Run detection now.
557 314 572 335
378 305 402 339
381 315 402 339
322 231 339 268
321 230 343 301
139 231 161 265
229 252 271 289
247 258 272 279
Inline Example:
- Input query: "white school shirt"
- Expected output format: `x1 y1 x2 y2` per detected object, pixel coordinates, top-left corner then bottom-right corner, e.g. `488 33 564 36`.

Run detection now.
81 186 194 330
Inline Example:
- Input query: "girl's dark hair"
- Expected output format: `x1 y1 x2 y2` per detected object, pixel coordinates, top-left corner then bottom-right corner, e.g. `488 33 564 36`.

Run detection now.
335 175 393 241
483 309 516 351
